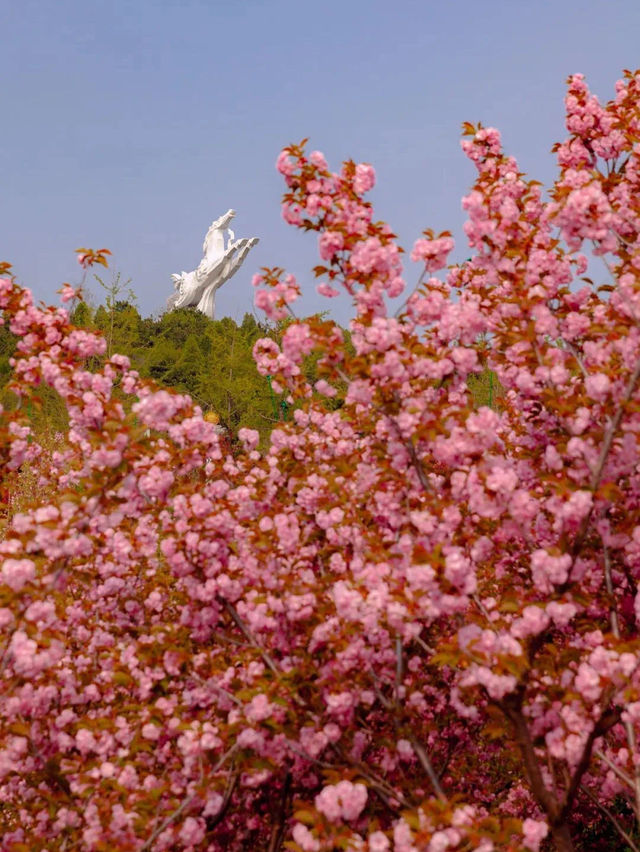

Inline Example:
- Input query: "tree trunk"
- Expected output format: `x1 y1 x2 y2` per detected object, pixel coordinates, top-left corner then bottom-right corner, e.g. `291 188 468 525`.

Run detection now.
550 822 574 852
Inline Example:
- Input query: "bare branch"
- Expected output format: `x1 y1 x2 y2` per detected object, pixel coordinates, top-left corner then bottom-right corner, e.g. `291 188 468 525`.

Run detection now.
141 745 237 851
581 784 640 852
267 770 291 852
560 701 621 820
393 268 428 319
500 693 560 820
217 596 281 677
603 542 640 821
603 544 620 640
412 634 436 655
205 765 240 834
472 594 493 624
561 340 589 380
334 746 412 810
196 676 242 707
285 739 336 770
408 734 447 803
594 748 635 789
568 355 640 567
395 636 403 705
590 356 640 492
140 790 198 851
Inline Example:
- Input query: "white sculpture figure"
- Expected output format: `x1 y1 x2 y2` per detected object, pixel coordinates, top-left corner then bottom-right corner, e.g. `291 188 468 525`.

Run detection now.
168 209 259 319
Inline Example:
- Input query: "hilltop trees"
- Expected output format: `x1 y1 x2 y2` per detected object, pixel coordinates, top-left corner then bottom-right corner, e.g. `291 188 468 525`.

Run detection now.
2 68 640 852
68 301 285 441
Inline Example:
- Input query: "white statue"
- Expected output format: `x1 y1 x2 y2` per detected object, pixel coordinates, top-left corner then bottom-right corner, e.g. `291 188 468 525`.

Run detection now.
168 209 259 319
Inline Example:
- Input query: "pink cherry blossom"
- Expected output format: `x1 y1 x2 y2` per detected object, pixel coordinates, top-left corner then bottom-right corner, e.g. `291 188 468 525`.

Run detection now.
522 818 549 851
3 68 640 852
354 163 376 195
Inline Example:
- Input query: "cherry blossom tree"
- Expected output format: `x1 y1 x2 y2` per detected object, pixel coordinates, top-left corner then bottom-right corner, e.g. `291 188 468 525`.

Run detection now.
2 69 640 852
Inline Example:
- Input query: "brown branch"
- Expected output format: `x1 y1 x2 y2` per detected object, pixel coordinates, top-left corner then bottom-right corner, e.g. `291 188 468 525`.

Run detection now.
371 680 393 710
334 747 412 811
560 702 621 821
141 745 236 851
594 748 635 789
190 672 242 707
217 596 281 677
603 544 620 640
367 783 402 818
285 740 336 770
267 770 292 852
357 772 408 814
393 268 428 318
412 634 436 655
569 355 640 564
302 724 412 815
498 655 626 851
435 741 454 783
0 626 18 675
140 790 199 851
404 436 432 492
217 599 308 710
603 544 640 821
581 784 640 852
205 765 240 834
408 734 447 803
500 692 559 820
395 635 404 703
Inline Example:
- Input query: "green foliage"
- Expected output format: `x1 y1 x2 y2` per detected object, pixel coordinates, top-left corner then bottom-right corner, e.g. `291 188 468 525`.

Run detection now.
467 369 503 410
92 271 137 357
67 300 283 444
0 323 68 434
0 323 15 390
194 315 274 435
70 300 92 328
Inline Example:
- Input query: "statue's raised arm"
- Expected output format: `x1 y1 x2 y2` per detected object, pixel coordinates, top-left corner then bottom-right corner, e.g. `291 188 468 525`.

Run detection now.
202 209 236 262
167 210 258 320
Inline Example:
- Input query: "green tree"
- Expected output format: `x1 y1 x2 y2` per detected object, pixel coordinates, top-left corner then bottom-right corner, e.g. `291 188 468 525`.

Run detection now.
93 272 137 356
197 314 275 437
163 333 207 392
69 300 93 329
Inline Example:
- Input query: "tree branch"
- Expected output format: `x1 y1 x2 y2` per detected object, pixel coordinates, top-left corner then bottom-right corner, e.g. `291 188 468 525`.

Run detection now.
560 702 621 821
500 693 559 820
604 543 640 822
580 784 640 852
267 770 291 852
408 734 447 803
141 745 237 851
205 765 240 834
570 356 640 563
217 595 281 677
334 747 412 811
594 748 635 789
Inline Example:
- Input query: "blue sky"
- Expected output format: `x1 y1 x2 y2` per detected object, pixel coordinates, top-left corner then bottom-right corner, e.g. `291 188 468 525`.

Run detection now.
2 0 639 323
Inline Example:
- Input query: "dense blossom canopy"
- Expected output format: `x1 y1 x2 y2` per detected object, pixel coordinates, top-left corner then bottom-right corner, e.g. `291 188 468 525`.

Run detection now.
2 70 640 852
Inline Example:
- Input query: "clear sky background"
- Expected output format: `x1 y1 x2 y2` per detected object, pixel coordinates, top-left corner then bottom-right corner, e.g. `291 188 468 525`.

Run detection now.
1 0 639 323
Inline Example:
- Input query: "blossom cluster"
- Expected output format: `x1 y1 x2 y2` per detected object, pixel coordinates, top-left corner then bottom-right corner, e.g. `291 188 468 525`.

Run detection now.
2 69 640 852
